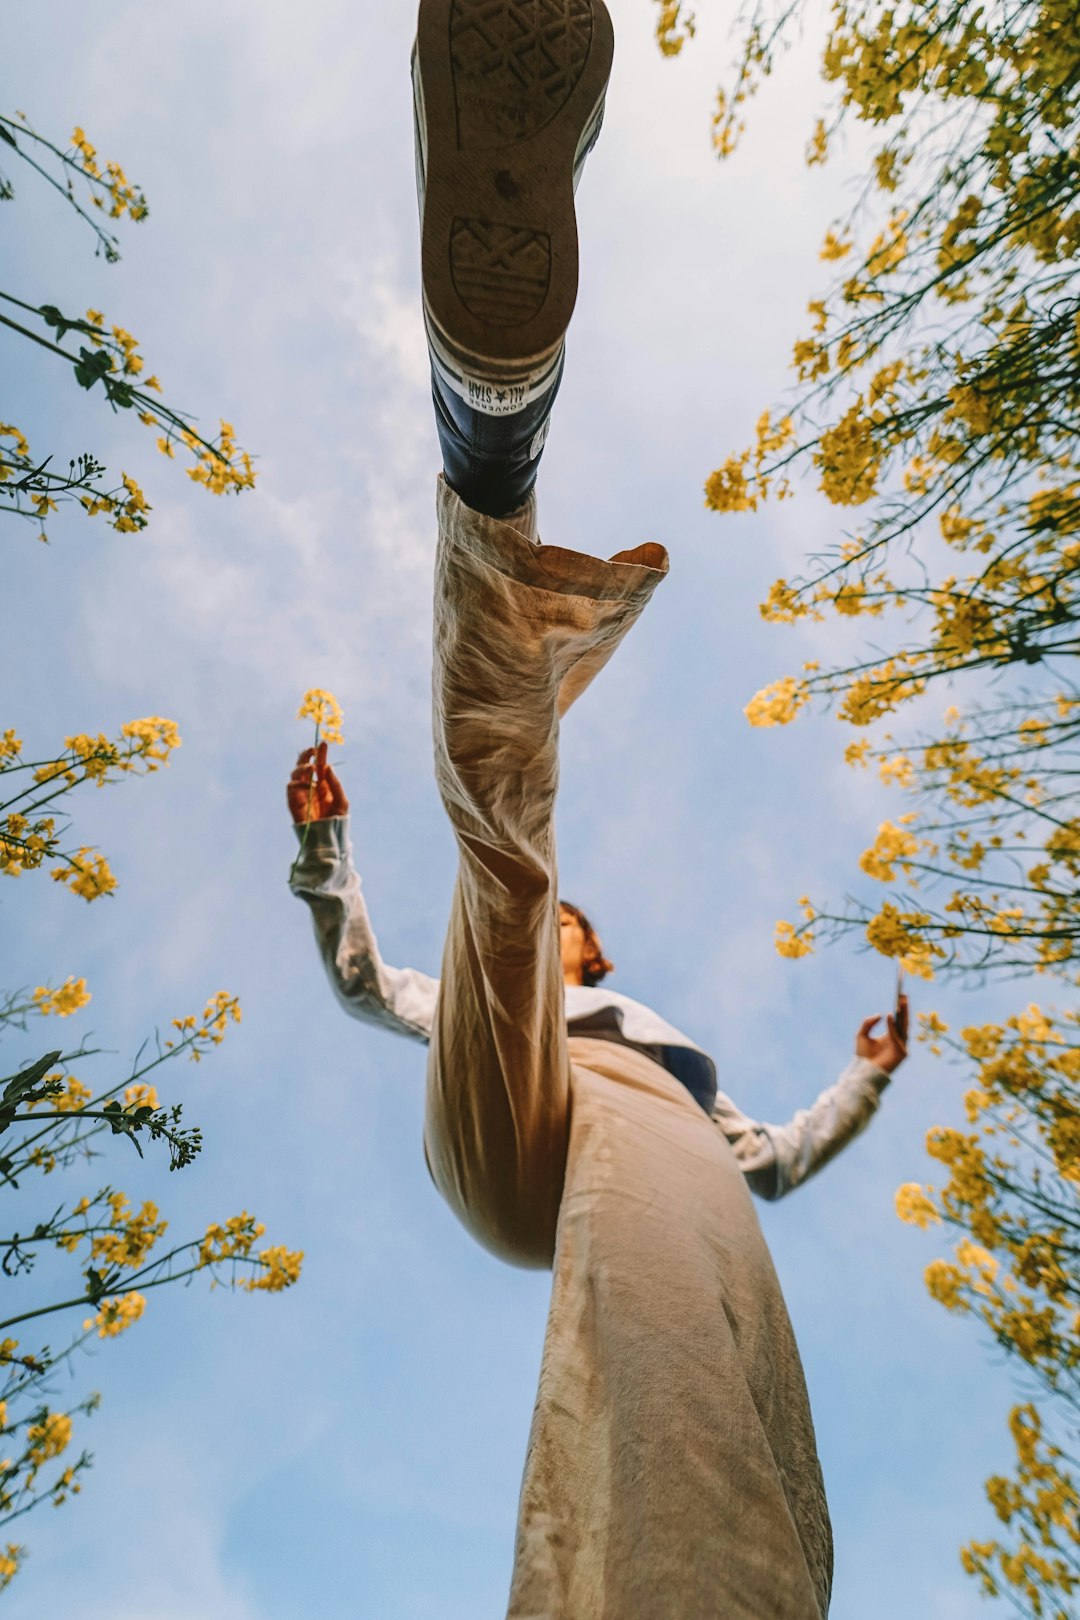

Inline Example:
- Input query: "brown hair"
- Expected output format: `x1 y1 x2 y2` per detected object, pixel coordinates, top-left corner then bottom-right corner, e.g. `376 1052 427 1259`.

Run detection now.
559 900 615 986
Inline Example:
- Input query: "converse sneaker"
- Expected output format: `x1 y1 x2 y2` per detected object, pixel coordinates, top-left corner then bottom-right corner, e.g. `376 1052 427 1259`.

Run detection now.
412 0 613 419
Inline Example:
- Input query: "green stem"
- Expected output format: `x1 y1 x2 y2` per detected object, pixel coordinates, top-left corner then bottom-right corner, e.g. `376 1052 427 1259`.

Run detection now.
0 308 222 461
0 1246 260 1335
0 115 122 255
288 723 321 881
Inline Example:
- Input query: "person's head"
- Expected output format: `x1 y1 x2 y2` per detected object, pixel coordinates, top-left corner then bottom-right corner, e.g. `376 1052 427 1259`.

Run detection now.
559 901 614 987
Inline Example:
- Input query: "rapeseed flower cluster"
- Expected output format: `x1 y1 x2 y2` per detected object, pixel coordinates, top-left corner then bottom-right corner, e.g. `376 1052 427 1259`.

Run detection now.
163 990 242 1061
1 717 181 901
31 977 91 1017
83 1294 147 1339
69 127 148 222
297 687 345 746
889 999 1080 1610
0 969 299 1580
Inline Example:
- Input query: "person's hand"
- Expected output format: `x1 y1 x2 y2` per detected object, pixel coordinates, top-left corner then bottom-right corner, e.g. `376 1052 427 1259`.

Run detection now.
855 996 908 1074
287 741 349 824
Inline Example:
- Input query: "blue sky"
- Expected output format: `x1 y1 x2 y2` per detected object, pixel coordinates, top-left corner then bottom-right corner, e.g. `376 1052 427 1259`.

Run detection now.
3 3 1018 1616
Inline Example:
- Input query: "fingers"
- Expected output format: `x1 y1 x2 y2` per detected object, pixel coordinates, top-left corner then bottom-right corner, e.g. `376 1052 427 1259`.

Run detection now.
857 1015 880 1040
886 1013 907 1054
324 764 349 815
287 747 318 821
287 740 349 824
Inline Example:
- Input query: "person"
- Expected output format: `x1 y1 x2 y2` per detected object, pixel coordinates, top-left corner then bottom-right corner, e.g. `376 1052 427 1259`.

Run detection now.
287 2 908 1614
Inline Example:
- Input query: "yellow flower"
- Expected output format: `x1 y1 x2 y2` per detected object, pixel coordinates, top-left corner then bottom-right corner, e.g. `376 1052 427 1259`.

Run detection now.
704 453 757 513
793 336 830 382
759 578 814 623
119 716 181 770
124 1082 159 1110
198 1212 266 1266
245 1245 304 1292
32 977 91 1017
895 1183 941 1228
50 848 117 902
859 819 921 882
52 1076 93 1113
865 213 908 278
84 1293 146 1338
956 1239 998 1282
744 676 810 728
806 119 828 166
164 990 241 1059
296 688 344 746
865 903 941 977
820 230 853 261
654 0 695 58
878 752 915 788
27 1411 72 1463
0 422 30 457
91 1200 165 1268
916 1010 949 1055
754 410 795 465
925 1258 967 1310
833 581 884 616
1017 716 1049 748
939 507 980 547
873 147 902 192
815 405 882 506
775 919 814 958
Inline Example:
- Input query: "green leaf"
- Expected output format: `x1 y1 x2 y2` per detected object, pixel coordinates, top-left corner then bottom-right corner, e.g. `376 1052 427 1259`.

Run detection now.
73 346 112 391
101 1099 144 1156
39 304 103 344
2 1051 61 1104
103 376 135 410
0 1051 63 1131
0 125 18 150
84 1267 107 1304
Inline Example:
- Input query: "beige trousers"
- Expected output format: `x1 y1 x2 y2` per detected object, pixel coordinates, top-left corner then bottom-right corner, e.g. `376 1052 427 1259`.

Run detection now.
424 476 832 1620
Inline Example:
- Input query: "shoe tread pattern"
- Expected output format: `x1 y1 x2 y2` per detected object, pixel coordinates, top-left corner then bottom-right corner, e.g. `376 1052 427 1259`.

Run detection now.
450 217 552 325
450 0 593 150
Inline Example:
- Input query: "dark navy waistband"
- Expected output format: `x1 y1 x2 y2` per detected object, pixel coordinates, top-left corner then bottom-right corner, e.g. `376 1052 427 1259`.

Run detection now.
566 1022 716 1116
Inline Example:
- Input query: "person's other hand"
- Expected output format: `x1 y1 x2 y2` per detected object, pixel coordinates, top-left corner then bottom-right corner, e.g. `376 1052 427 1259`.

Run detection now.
287 741 349 824
855 997 908 1074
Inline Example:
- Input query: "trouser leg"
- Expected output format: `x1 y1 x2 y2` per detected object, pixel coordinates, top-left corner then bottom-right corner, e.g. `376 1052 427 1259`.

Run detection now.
423 475 668 1267
509 1046 833 1619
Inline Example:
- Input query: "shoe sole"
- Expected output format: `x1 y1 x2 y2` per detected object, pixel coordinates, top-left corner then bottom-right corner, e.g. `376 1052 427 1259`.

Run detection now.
416 0 613 399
